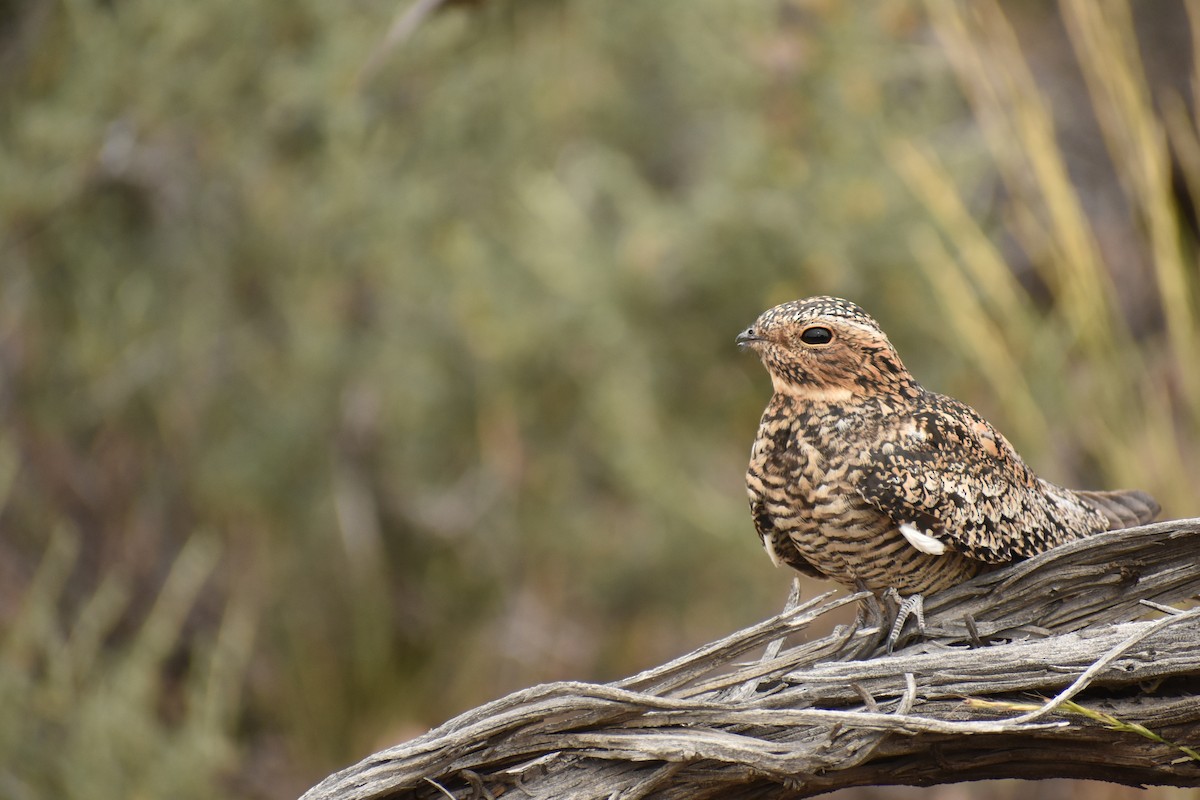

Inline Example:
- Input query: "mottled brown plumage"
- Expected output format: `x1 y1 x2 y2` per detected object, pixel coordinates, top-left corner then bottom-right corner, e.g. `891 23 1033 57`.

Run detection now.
738 296 1159 597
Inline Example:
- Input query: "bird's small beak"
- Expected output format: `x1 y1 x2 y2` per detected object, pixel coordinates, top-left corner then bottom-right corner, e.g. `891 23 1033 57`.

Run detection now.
736 327 763 348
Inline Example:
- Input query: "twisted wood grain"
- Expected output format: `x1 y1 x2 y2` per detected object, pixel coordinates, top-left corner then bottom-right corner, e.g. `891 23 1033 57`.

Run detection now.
302 519 1200 800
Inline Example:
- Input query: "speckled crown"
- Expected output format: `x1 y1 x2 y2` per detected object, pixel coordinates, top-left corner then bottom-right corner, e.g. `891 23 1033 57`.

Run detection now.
758 296 881 330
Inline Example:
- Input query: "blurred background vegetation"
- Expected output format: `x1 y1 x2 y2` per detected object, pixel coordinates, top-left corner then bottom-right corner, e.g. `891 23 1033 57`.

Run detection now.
1 0 1197 798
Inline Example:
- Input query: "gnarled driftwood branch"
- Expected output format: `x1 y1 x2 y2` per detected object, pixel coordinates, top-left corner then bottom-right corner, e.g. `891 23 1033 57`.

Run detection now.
302 519 1200 800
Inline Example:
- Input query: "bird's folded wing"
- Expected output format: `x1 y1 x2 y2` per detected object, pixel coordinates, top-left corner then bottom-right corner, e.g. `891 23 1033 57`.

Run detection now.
855 398 1100 563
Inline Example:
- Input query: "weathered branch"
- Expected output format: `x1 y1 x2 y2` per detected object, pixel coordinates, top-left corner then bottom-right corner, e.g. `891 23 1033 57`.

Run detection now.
302 519 1200 800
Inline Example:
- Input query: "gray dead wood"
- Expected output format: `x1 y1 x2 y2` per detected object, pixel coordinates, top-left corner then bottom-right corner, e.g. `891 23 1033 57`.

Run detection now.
301 519 1200 800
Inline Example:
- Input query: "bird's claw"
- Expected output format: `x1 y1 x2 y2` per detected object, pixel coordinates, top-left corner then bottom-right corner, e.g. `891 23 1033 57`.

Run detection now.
885 588 925 652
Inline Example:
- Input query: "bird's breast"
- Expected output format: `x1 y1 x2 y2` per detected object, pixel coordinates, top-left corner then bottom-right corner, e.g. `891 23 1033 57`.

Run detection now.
747 401 865 511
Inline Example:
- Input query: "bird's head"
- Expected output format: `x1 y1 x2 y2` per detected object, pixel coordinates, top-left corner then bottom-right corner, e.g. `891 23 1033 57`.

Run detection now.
737 296 917 402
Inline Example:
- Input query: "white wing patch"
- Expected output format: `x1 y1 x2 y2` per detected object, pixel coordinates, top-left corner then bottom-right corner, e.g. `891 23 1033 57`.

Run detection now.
900 522 947 555
763 535 784 567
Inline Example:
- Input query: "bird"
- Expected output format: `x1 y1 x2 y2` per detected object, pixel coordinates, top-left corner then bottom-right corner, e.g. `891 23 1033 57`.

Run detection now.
737 296 1159 628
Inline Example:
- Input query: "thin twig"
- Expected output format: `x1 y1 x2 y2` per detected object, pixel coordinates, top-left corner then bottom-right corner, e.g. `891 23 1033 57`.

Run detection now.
424 777 458 799
1140 598 1186 615
358 0 449 87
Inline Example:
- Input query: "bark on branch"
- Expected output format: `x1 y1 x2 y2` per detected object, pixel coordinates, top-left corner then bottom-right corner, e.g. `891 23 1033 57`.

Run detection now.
302 519 1200 800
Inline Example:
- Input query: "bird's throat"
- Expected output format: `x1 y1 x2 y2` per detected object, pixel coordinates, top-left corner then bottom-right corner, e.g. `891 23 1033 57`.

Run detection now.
769 372 854 403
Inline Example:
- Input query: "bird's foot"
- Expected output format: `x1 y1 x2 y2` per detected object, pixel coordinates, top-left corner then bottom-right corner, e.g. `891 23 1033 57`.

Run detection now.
884 588 925 652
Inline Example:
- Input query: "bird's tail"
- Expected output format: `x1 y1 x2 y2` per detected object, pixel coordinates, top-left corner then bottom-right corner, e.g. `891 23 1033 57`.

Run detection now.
1074 489 1161 529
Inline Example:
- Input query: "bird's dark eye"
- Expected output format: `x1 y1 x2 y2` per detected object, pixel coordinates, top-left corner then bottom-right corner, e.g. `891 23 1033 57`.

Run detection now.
800 326 833 345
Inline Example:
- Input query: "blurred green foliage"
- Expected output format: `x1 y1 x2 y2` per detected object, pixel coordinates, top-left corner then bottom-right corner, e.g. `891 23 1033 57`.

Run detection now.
1 0 1196 798
0 530 251 800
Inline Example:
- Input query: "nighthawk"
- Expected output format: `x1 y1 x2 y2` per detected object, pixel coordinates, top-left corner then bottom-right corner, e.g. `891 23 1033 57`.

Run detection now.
738 296 1159 610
